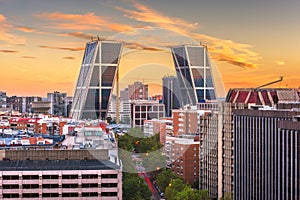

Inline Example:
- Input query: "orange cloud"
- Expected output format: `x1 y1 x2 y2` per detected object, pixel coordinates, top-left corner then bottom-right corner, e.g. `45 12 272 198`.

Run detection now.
0 49 20 53
14 26 35 33
115 1 260 69
21 56 36 59
63 56 76 60
39 45 85 51
35 12 134 32
0 14 26 44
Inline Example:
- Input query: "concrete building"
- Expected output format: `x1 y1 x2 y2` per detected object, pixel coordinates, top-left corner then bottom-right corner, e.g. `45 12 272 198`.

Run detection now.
71 40 123 120
162 76 182 117
130 101 165 129
7 96 42 113
108 96 131 124
128 82 148 101
47 91 68 117
172 106 198 137
165 135 199 186
233 104 300 200
0 149 122 200
0 91 7 109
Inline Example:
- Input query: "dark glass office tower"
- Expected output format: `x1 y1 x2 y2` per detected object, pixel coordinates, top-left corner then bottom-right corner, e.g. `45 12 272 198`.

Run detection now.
171 44 217 105
162 76 182 117
70 40 122 120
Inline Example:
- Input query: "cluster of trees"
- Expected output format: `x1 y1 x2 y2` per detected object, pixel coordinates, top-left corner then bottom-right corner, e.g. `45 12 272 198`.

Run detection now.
155 169 209 200
122 172 151 200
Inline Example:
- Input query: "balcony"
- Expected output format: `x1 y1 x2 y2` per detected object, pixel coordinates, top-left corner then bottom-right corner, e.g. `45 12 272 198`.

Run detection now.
101 188 118 193
61 179 80 184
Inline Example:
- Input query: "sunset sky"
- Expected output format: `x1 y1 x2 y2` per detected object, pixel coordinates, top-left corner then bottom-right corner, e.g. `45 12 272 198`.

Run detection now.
0 0 299 97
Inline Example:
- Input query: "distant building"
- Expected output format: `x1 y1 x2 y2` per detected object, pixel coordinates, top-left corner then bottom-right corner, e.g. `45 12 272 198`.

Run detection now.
7 96 42 113
120 88 129 101
0 91 7 109
0 149 122 199
128 82 148 101
233 104 300 199
108 96 131 123
130 101 165 129
162 76 182 117
71 40 123 120
47 91 68 116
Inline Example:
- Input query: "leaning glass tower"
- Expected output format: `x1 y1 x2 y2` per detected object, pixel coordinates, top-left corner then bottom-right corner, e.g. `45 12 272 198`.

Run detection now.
171 44 218 105
70 40 122 120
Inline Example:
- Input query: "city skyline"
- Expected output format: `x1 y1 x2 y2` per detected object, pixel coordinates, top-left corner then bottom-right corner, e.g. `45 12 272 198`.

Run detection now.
0 0 299 96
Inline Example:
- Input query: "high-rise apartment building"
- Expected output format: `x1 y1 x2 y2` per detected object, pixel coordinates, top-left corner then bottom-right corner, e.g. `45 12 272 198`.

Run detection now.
128 81 148 101
171 44 218 105
162 76 182 117
172 106 198 136
47 91 68 116
71 40 122 120
7 96 42 113
233 104 300 200
0 91 7 109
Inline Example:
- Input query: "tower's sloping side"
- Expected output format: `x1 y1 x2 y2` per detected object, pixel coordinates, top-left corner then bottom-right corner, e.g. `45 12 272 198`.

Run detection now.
70 41 122 120
171 44 220 105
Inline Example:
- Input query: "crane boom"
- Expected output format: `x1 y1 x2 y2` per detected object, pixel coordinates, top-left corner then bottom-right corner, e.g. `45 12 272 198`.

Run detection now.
255 76 283 89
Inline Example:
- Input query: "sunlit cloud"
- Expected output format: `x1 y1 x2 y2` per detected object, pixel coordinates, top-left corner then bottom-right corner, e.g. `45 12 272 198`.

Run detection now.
39 45 85 51
0 14 26 44
21 56 36 59
124 41 164 51
277 61 285 66
115 1 260 69
63 56 76 60
14 26 35 33
35 12 134 32
65 32 93 40
0 49 20 53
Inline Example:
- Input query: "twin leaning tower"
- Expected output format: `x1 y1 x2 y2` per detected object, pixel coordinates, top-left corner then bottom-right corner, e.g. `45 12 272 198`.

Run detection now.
70 40 219 120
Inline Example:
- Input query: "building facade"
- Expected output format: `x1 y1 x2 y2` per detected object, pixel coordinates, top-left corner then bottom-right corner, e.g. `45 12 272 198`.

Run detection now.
162 76 182 117
128 82 148 101
130 101 165 129
71 40 122 120
172 106 198 137
47 91 68 117
234 106 300 200
171 44 217 105
0 149 122 200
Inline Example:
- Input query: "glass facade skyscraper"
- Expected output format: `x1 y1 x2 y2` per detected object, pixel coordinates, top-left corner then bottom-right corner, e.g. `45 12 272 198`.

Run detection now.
70 40 122 120
171 44 217 105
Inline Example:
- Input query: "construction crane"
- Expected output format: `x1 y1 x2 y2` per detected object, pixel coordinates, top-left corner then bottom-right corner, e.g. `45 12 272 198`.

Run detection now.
255 76 284 89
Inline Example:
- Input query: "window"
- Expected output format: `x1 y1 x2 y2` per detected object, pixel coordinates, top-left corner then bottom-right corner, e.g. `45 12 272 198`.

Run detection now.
42 184 59 189
62 175 78 179
82 174 98 179
3 175 19 180
42 193 59 197
62 184 78 188
101 183 118 188
82 192 98 197
42 175 58 179
101 174 117 179
62 193 78 197
22 193 39 198
82 183 98 188
22 175 39 180
3 185 19 189
101 192 118 196
3 194 19 198
23 184 39 189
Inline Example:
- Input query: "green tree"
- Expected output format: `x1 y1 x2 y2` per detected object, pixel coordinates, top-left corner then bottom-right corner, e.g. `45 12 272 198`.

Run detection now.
122 172 151 200
165 178 186 200
156 169 181 193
